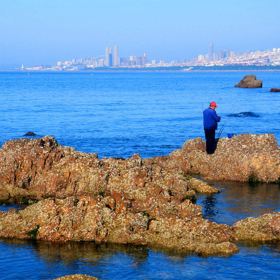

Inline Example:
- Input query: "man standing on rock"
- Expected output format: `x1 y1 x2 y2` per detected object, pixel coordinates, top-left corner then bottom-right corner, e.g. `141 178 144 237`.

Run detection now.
203 101 221 154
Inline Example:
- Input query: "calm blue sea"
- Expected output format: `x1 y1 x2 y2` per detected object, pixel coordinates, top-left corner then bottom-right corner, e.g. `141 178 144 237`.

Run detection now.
0 71 279 279
0 71 279 158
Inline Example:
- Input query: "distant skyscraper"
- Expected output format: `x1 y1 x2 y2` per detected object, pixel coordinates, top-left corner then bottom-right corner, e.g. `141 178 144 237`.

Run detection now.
113 45 120 67
105 47 113 67
209 43 214 61
142 52 148 65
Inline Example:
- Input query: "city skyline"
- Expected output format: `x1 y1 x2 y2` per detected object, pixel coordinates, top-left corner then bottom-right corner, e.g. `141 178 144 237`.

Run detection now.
11 43 279 70
21 45 280 71
1 0 280 67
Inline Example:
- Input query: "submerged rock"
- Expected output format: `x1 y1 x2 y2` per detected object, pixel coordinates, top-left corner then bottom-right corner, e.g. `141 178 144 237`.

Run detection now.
227 112 260 118
233 212 280 242
235 75 262 88
23 131 37 136
270 88 280 92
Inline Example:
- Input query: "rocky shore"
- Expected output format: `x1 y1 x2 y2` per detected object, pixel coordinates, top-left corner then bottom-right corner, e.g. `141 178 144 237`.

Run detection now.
172 134 280 182
0 134 279 256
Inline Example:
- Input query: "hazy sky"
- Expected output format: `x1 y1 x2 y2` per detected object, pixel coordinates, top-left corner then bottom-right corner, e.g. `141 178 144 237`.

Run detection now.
1 0 280 66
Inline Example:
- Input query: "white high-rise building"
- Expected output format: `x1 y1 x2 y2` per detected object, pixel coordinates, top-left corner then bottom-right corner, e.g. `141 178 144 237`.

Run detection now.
142 52 148 65
209 43 214 61
105 47 112 67
113 45 120 67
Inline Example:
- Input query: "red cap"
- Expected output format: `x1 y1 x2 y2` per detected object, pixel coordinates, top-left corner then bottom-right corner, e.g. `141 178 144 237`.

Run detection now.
210 101 217 108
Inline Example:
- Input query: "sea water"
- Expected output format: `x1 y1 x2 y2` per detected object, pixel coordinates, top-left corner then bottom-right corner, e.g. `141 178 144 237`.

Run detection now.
0 71 279 157
0 71 279 279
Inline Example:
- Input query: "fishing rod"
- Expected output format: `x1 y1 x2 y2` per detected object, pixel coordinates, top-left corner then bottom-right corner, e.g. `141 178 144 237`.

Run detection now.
217 124 225 139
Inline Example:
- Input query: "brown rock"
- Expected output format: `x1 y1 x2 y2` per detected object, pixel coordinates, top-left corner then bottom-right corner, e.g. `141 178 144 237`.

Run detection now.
0 134 278 256
175 134 280 183
0 136 218 204
185 177 219 194
233 212 280 242
0 195 237 256
55 275 98 280
235 75 262 88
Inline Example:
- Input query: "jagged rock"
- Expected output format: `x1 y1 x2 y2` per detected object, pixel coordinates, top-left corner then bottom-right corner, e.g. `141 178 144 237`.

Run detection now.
184 177 219 194
55 275 98 280
173 134 280 182
233 212 280 242
235 75 262 88
0 136 215 203
270 88 280 92
0 196 237 256
0 134 278 256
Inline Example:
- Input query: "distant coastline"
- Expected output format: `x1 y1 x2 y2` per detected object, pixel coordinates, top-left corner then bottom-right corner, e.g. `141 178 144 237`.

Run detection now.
1 65 280 73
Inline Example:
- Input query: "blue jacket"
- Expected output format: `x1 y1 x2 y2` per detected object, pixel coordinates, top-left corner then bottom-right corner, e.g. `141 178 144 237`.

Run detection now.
203 108 221 130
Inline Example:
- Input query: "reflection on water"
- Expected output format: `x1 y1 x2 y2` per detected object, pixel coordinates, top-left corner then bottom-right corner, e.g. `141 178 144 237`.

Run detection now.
197 181 280 225
0 238 279 280
0 204 23 212
2 239 149 267
0 240 151 279
200 195 218 220
37 241 149 267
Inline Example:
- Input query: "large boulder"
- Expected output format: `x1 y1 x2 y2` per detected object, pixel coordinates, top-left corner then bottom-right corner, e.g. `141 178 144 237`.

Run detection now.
171 134 280 183
235 75 262 88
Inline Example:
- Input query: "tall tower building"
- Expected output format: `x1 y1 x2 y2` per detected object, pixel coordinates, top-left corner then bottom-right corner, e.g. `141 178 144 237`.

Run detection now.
105 47 113 67
209 43 214 61
113 45 120 67
142 52 148 65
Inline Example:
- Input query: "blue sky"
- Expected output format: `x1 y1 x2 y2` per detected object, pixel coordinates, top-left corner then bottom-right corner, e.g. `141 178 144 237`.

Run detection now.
1 0 280 67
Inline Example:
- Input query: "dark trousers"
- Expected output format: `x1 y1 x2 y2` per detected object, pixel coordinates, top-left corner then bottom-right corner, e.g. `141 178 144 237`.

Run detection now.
204 128 216 154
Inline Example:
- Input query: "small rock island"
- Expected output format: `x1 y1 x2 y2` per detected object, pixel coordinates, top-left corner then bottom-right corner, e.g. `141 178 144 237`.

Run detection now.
235 75 263 88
